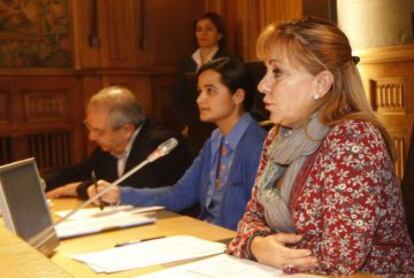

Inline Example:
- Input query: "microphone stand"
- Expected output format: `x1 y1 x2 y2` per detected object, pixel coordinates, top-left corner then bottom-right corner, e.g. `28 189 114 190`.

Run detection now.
31 137 178 249
31 158 151 249
62 158 152 223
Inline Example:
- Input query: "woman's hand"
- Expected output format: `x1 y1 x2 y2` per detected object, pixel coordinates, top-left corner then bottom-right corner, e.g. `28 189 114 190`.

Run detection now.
87 180 120 205
250 233 318 272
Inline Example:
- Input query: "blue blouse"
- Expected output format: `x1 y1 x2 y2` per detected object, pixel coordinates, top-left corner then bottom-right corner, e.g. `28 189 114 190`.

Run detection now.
120 113 266 230
202 113 254 223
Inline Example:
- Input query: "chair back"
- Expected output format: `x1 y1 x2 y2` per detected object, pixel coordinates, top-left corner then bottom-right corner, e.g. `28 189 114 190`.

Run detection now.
245 61 269 123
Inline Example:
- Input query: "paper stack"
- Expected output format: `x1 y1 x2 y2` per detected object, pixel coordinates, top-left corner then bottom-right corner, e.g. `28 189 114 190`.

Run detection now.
138 254 284 278
71 235 226 273
54 206 161 239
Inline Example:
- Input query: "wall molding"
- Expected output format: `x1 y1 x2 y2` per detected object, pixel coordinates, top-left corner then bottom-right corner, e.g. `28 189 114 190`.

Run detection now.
370 77 406 112
354 43 414 64
392 133 406 181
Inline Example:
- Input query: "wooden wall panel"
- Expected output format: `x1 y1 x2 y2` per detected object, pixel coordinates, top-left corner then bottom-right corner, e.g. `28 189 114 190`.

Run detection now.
148 0 204 66
235 0 261 60
99 0 140 68
0 1 204 174
72 0 144 69
24 91 68 122
0 71 84 173
151 76 176 125
392 133 407 181
72 0 204 69
356 43 414 182
72 0 100 69
370 78 406 112
28 132 72 170
0 91 9 123
206 0 302 60
259 0 302 27
204 0 224 13
0 136 12 165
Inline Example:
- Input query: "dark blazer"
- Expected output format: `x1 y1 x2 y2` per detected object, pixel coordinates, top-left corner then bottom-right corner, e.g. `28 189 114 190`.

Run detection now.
44 119 192 199
173 48 228 129
173 48 228 157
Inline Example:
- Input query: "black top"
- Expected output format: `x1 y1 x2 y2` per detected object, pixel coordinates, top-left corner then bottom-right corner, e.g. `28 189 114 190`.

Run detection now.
402 124 414 242
44 118 192 199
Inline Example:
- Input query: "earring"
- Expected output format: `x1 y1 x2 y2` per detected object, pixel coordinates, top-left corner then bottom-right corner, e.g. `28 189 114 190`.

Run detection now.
313 94 319 100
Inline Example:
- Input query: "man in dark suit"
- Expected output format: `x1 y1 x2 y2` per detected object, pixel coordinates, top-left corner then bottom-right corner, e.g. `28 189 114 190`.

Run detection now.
45 86 191 200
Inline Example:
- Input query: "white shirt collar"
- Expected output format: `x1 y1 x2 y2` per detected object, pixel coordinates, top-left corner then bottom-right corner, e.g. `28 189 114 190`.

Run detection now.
114 124 142 160
191 46 219 70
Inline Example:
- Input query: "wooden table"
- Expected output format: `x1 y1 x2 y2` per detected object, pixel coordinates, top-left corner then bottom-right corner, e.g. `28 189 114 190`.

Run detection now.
0 225 69 277
50 198 236 277
0 198 380 277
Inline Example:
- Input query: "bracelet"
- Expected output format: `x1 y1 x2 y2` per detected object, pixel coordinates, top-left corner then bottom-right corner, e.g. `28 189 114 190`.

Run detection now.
247 231 272 261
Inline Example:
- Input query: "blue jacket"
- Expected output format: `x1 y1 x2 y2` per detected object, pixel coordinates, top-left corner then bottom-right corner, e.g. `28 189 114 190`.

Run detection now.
120 120 266 230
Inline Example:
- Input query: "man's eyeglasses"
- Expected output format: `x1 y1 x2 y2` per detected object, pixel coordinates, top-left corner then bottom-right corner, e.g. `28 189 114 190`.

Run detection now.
83 121 106 136
83 121 128 136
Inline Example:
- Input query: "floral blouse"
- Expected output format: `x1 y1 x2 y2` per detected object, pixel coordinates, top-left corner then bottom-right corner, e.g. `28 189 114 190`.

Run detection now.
227 120 414 276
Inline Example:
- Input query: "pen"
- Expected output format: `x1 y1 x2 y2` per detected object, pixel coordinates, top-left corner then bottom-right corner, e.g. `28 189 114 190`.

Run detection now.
114 236 166 247
92 170 104 211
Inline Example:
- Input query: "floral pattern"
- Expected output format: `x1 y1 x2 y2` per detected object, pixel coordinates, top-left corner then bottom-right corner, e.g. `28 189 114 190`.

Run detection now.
227 120 414 276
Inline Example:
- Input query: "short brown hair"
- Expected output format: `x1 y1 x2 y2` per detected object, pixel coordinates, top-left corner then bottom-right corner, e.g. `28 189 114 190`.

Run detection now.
88 86 145 129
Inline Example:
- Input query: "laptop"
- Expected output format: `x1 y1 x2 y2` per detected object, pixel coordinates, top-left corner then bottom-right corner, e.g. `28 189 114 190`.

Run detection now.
0 158 59 256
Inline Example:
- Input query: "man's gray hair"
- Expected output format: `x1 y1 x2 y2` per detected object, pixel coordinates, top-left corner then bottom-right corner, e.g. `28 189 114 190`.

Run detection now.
88 86 145 128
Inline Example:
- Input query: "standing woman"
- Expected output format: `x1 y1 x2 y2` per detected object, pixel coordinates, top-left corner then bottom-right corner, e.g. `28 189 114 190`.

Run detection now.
227 17 414 276
174 12 229 157
90 58 266 230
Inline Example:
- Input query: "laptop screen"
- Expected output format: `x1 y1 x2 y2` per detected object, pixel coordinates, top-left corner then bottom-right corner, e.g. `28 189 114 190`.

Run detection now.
0 158 59 256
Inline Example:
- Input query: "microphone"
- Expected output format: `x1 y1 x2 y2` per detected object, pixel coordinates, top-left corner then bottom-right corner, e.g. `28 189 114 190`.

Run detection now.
147 138 179 162
31 138 178 248
87 137 178 205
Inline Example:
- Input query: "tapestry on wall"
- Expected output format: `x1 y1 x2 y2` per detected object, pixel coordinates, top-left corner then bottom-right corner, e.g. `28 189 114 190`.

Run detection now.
0 0 72 67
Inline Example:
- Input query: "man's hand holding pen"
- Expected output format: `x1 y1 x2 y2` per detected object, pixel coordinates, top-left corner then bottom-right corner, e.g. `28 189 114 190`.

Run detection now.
91 171 105 210
87 179 121 206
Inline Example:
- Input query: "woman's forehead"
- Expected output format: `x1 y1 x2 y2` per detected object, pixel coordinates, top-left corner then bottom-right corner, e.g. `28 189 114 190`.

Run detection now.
197 18 215 27
198 69 222 84
262 44 301 67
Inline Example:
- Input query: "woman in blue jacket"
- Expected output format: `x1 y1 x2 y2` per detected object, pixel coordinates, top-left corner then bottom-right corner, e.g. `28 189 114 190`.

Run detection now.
89 58 266 230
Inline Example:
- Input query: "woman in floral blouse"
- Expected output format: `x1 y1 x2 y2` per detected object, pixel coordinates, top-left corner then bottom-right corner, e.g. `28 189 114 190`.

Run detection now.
227 16 414 276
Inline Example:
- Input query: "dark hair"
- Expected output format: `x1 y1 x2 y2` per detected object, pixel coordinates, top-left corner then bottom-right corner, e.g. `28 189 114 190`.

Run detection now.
197 58 255 111
193 12 226 48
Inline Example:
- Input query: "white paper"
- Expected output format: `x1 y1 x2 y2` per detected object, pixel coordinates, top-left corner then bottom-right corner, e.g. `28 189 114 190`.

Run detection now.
71 235 226 273
55 211 156 239
136 254 282 278
55 205 164 220
137 254 321 278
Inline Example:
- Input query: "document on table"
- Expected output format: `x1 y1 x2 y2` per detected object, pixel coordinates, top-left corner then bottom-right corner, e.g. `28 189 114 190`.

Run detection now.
55 205 164 220
71 235 226 273
137 254 282 278
138 254 321 278
55 211 156 239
